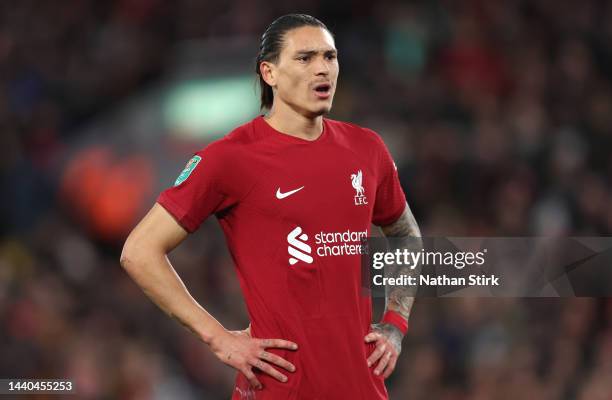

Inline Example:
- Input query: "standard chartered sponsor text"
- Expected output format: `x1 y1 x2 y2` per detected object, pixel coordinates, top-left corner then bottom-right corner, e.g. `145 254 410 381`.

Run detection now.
315 229 367 257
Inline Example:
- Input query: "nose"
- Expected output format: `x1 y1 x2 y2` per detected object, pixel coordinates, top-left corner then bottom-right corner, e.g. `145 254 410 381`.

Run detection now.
313 55 330 76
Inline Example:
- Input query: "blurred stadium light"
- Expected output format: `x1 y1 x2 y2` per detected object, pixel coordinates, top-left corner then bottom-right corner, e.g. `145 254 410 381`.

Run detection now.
163 75 259 140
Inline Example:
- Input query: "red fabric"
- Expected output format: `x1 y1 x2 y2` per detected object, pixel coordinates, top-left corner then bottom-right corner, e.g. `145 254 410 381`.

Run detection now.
158 116 407 399
381 310 409 336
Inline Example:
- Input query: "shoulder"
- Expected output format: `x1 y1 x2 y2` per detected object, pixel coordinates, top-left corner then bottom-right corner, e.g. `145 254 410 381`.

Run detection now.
324 118 387 150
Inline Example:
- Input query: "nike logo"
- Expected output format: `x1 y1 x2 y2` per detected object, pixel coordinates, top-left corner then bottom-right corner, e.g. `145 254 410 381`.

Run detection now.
276 186 304 199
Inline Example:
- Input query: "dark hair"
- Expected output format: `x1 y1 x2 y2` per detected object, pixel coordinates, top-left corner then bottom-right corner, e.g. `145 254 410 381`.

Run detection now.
255 14 330 110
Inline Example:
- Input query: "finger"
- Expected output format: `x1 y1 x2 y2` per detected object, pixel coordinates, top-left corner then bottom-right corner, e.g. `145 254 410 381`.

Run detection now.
364 332 381 343
367 342 387 367
260 350 296 372
242 367 262 390
374 350 393 376
250 359 288 383
382 355 398 379
258 338 298 350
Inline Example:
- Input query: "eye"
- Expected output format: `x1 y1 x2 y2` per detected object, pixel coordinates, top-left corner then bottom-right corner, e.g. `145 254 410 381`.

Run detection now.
297 55 310 62
326 54 337 60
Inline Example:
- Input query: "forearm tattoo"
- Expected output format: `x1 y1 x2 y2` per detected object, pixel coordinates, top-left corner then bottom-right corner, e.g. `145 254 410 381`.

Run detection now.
380 203 422 322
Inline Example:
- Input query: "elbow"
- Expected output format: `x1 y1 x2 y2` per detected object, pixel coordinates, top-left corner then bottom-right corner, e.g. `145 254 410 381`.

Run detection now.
120 237 138 271
120 235 165 272
119 248 131 271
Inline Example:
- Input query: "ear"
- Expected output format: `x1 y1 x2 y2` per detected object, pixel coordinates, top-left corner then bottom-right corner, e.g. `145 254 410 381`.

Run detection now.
260 61 277 87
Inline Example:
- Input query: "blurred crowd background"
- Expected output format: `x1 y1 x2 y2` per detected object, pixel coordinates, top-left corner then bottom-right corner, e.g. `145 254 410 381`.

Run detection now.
1 0 612 399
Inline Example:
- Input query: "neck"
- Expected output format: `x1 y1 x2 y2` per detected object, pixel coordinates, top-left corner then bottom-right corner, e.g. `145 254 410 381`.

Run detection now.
264 102 324 141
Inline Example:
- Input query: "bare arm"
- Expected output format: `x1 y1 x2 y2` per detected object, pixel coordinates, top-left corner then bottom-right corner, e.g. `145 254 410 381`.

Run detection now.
120 203 225 342
365 202 421 378
380 202 421 322
120 203 297 389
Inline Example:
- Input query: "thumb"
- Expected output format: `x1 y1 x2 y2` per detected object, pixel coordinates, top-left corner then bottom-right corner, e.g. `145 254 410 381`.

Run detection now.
364 332 380 342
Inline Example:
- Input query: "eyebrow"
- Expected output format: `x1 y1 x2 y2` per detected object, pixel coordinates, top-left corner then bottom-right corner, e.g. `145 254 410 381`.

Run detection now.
294 49 338 57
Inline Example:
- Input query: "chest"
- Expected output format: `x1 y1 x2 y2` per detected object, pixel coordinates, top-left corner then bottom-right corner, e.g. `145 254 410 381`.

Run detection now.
240 144 377 227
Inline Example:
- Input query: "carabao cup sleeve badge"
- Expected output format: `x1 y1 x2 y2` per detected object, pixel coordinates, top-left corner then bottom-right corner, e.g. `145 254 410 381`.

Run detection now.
174 155 202 186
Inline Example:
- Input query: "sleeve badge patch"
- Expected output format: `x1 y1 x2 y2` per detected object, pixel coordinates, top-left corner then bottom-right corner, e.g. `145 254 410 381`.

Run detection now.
174 155 202 186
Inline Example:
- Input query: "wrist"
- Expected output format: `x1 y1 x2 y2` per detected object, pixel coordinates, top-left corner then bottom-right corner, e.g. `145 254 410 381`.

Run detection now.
199 323 228 347
381 310 408 336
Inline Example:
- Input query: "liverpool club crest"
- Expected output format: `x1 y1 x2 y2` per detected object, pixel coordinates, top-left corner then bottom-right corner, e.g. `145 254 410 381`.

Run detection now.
351 170 368 205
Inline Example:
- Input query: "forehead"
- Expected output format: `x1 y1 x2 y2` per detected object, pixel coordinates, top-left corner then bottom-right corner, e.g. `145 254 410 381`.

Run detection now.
281 26 336 54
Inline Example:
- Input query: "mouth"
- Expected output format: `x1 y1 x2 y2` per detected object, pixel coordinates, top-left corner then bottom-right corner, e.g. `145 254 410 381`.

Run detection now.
313 83 332 99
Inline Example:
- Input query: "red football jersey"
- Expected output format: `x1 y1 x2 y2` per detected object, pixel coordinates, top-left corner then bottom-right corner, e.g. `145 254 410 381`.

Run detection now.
158 116 406 399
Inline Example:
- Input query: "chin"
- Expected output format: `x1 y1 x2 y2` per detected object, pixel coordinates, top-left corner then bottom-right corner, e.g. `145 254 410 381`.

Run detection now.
309 103 332 117
292 100 333 118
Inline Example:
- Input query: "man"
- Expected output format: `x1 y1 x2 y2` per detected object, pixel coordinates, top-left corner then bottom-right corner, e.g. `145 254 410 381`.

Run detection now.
121 14 420 399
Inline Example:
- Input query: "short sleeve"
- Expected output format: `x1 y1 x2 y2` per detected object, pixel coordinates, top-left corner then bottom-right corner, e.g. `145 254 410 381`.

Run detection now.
157 143 237 233
371 134 407 226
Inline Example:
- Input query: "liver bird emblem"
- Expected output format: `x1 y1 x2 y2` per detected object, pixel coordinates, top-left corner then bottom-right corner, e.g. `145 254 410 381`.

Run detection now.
351 170 365 196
